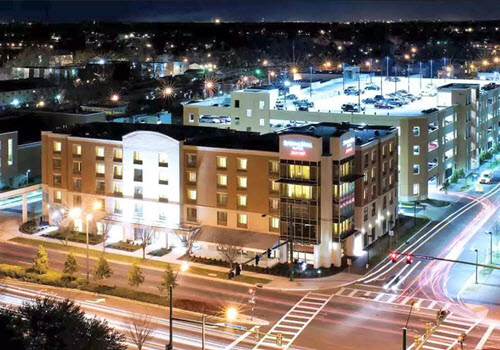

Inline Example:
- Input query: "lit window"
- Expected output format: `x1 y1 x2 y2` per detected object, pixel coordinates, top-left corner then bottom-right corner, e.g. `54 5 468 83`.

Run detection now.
237 176 248 189
216 156 227 169
286 184 313 199
259 100 265 109
53 141 62 153
188 172 197 183
270 180 279 192
269 160 279 174
114 200 122 214
270 217 280 231
246 109 252 117
187 154 197 167
187 189 197 201
289 165 310 179
237 194 247 207
159 171 168 184
113 182 122 195
413 183 420 195
54 190 62 203
158 153 168 166
217 174 227 187
96 146 105 159
413 126 420 136
72 161 81 173
73 144 82 156
413 145 420 155
269 198 279 211
113 165 122 179
259 118 265 127
134 151 142 164
96 164 105 176
413 164 420 174
237 158 248 170
113 148 123 161
237 213 248 228
159 190 168 202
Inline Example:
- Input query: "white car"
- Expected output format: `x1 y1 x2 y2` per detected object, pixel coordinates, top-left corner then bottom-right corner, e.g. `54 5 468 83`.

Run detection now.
479 171 493 184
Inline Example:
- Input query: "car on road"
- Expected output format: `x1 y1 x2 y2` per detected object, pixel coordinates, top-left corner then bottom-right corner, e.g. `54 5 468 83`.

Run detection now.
365 84 380 91
374 101 395 109
341 103 364 112
479 170 493 184
385 77 401 82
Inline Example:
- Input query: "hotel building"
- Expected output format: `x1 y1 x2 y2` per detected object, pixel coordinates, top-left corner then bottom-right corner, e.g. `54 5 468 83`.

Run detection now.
41 122 396 268
183 76 500 201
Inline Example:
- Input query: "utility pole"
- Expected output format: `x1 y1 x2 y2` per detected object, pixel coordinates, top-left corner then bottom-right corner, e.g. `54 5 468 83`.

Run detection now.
403 301 417 350
309 66 313 97
167 285 173 350
357 70 361 111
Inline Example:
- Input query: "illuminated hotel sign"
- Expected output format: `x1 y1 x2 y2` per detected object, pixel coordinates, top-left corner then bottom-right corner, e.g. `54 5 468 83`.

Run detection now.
283 139 313 157
342 136 355 156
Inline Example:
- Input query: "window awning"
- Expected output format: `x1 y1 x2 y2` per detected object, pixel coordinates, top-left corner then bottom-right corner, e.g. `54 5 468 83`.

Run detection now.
198 226 280 251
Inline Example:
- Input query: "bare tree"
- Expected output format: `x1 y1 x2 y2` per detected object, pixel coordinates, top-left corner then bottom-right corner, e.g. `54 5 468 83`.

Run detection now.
49 205 74 246
127 314 155 350
138 224 155 259
175 227 201 256
217 235 247 270
101 220 114 252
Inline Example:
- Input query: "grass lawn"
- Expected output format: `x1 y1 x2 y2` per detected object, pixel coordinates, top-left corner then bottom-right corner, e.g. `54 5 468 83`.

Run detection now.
107 241 141 252
44 231 104 245
10 237 270 285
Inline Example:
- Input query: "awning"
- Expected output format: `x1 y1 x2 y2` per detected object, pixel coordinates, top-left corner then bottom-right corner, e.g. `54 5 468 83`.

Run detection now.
101 215 172 230
198 226 280 251
276 178 317 185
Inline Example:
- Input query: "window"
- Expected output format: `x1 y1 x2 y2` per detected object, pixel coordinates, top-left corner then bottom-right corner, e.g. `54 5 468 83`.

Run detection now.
413 126 420 136
187 189 197 201
73 178 82 191
286 184 313 199
269 160 279 174
237 194 247 208
371 168 376 181
187 207 197 222
413 145 420 155
96 146 105 159
363 189 367 200
52 158 61 170
113 148 123 161
96 181 105 194
269 198 279 212
235 100 240 108
372 184 377 198
382 145 387 157
363 172 368 183
217 211 227 226
54 190 62 203
72 161 81 173
134 203 143 217
187 154 197 167
73 144 81 157
114 200 122 214
96 164 105 177
159 171 168 185
383 195 387 209
158 153 168 167
413 183 420 195
159 190 168 202
237 213 248 228
259 100 265 109
371 150 376 163
364 154 369 167
217 192 227 206
237 158 248 171
130 185 141 199
371 203 376 216
288 164 310 180
259 118 265 127
364 207 368 221
270 217 280 232
73 195 82 207
113 165 122 179
237 176 248 189
413 164 420 174
113 182 123 196
159 208 167 221
53 141 62 153
188 172 197 184
53 174 62 186
216 156 227 169
134 168 143 182
246 109 252 117
133 151 143 165
7 138 13 165
389 142 394 154
217 174 228 188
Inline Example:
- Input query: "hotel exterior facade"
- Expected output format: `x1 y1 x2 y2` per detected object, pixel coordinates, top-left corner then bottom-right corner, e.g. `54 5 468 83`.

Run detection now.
183 77 500 201
41 122 397 268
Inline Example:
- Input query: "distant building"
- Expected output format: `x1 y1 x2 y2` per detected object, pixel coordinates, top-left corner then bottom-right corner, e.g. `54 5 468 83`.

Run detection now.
9 66 78 82
0 78 55 107
81 104 128 116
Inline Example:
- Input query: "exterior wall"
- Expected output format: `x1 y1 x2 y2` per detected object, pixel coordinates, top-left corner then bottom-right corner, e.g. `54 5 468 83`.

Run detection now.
18 142 41 180
0 131 18 187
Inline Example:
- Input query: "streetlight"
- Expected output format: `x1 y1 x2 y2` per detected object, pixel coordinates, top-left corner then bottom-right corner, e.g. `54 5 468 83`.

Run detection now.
110 94 120 103
403 300 417 350
474 249 479 284
486 231 493 264
25 169 31 185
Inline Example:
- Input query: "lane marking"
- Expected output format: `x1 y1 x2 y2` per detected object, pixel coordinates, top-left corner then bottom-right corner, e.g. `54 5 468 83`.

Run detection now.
475 324 496 350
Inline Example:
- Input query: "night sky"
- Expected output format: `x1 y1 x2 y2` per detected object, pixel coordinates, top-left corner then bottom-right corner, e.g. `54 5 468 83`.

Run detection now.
1 0 500 22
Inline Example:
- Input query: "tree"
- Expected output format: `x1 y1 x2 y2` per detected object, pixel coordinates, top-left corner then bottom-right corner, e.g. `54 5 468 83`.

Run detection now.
94 256 112 281
101 221 114 252
128 263 145 288
0 298 126 349
63 252 79 277
32 245 49 274
158 263 177 293
127 314 155 350
175 227 201 256
217 235 247 270
138 225 155 259
49 204 75 246
442 179 450 195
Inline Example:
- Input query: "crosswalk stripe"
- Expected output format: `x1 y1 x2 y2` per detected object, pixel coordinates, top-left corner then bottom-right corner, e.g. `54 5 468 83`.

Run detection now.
440 324 469 332
374 293 385 301
475 324 496 350
426 339 451 346
431 334 456 341
422 345 446 350
387 295 397 303
427 301 437 309
401 296 412 305
348 290 357 297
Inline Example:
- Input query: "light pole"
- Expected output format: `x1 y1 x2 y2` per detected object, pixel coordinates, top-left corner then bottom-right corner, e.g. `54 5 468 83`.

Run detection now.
419 61 422 90
403 300 417 350
309 66 313 97
167 284 173 350
289 205 295 282
486 231 493 264
86 213 92 282
386 56 390 78
474 249 479 284
430 60 434 85
201 314 206 350
26 169 31 185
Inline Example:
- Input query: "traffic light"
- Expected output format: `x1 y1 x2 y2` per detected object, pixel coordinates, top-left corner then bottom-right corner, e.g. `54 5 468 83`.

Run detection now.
405 254 413 264
389 252 398 263
255 254 260 266
235 264 241 276
267 248 272 259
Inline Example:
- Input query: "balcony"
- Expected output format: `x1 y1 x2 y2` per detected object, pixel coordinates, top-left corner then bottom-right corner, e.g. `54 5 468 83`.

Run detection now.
113 157 123 163
113 192 123 197
159 161 168 168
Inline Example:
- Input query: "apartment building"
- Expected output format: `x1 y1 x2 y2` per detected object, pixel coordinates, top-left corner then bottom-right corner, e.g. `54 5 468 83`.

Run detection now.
183 76 500 201
41 122 396 268
0 78 55 106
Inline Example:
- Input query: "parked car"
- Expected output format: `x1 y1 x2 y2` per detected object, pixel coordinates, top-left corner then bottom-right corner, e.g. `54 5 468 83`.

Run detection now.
275 102 284 110
341 103 364 112
479 171 493 184
385 98 403 107
365 84 380 91
385 77 401 82
287 94 298 100
344 88 364 95
421 108 439 114
297 105 309 111
293 99 314 107
374 101 395 109
362 98 377 104
374 95 385 101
